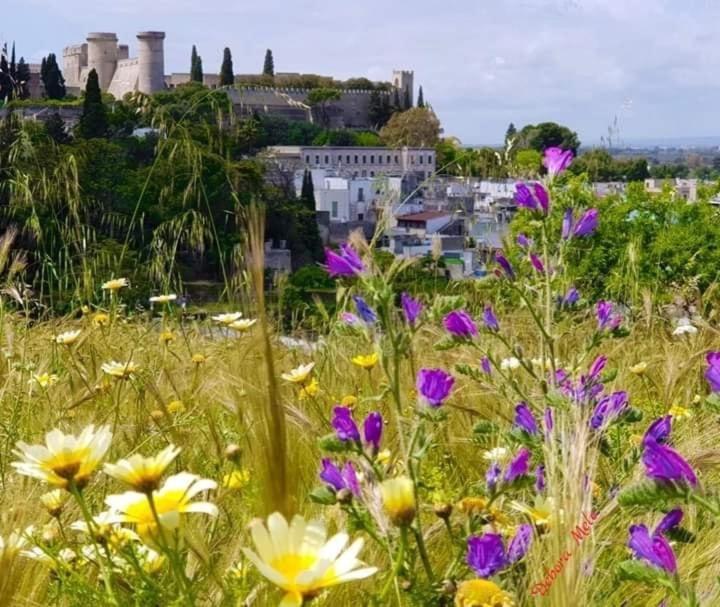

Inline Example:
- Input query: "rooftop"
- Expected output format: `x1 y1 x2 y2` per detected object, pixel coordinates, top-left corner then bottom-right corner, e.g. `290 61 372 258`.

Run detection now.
396 210 452 222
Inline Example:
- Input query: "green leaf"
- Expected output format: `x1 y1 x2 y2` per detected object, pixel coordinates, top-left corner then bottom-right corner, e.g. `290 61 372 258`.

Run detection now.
317 434 351 453
473 420 499 435
665 526 695 544
435 337 461 351
308 486 337 505
616 560 668 585
617 481 689 508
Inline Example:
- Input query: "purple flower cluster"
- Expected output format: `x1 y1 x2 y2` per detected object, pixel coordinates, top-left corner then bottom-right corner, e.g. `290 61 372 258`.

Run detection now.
325 243 365 277
641 416 697 487
487 448 532 492
590 391 629 430
483 305 500 332
353 295 377 324
562 208 599 239
320 458 360 496
543 147 574 176
556 355 606 406
627 510 683 575
466 525 533 577
443 310 478 338
596 301 623 332
514 402 539 436
416 368 455 407
331 406 383 452
495 252 515 280
515 182 550 214
401 292 423 327
705 352 720 392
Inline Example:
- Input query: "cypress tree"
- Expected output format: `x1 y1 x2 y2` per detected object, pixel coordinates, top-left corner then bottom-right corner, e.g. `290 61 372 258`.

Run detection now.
300 169 315 210
77 69 108 138
9 43 15 80
0 44 9 101
45 111 70 144
42 54 66 99
190 45 204 83
403 86 411 110
417 85 424 108
263 49 274 76
392 88 401 112
16 57 30 98
219 47 234 86
505 122 517 144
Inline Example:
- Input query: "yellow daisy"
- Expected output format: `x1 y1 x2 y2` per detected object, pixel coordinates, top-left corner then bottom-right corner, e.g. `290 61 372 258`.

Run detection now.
352 352 379 370
299 378 320 401
104 444 181 493
669 404 692 419
30 373 59 389
92 312 110 327
630 362 648 375
281 362 315 384
222 469 250 490
455 579 514 607
380 477 416 527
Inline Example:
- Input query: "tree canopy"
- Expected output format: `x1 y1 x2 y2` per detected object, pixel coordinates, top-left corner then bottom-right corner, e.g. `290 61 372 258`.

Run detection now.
380 107 442 148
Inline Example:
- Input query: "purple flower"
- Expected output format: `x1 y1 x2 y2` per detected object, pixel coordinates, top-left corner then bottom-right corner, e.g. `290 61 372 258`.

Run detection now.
529 253 545 274
486 461 501 492
517 233 531 249
572 208 598 238
535 465 545 493
401 292 423 327
543 147 574 176
363 411 383 451
331 406 360 442
507 524 533 564
544 407 554 435
483 305 500 332
325 243 364 277
320 458 345 491
515 183 537 210
353 295 376 324
561 208 573 240
443 310 478 338
467 534 507 578
643 416 672 446
416 368 455 407
495 252 515 280
504 448 531 483
320 459 360 496
533 183 549 214
642 440 697 488
587 356 607 382
628 524 677 574
341 312 362 326
480 356 492 375
654 509 683 537
514 402 539 435
562 286 580 306
590 391 628 430
596 301 622 332
705 352 720 392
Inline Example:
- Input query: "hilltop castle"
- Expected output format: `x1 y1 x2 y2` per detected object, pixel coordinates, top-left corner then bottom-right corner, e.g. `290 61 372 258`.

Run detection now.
62 31 414 128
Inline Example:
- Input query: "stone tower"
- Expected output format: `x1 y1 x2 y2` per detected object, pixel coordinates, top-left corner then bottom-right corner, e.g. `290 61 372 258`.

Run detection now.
87 32 118 91
392 70 414 106
137 32 165 94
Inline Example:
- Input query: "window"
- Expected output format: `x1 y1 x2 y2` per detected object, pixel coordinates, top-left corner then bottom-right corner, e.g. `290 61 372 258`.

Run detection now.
370 171 375 177
419 155 424 164
354 155 359 163
370 155 375 163
362 155 367 164
428 155 433 164
305 155 310 163
324 155 329 164
361 170 367 177
358 187 364 202
331 201 338 219
378 156 383 164
394 155 399 163
358 213 364 221
347 155 351 163
315 155 320 164
387 155 391 163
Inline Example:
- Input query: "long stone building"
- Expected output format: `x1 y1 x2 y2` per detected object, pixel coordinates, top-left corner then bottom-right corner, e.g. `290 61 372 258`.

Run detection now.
62 31 415 128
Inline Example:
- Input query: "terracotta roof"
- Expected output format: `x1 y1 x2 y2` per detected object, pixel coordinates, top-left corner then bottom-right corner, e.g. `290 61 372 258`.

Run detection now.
396 210 451 222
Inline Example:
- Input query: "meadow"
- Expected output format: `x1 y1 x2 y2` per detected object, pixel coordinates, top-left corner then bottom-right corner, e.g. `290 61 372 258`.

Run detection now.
1 151 720 607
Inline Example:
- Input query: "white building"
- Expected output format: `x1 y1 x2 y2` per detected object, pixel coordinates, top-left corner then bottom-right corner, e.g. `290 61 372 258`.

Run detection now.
294 170 376 222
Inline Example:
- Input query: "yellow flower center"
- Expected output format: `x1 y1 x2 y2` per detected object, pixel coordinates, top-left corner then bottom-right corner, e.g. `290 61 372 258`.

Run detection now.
455 579 513 607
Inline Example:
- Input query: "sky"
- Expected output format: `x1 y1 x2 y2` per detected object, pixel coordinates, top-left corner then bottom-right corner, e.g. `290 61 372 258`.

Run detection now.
4 0 720 146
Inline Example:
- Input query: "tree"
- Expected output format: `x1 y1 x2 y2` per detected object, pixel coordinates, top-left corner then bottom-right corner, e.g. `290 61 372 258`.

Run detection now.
379 107 442 148
392 88 401 112
513 149 542 177
505 122 517 145
219 47 234 86
307 88 341 127
190 45 204 83
516 122 580 154
15 57 30 98
417 85 424 108
403 86 411 110
368 90 393 129
44 111 70 144
77 69 108 138
300 169 315 210
41 53 66 99
263 49 274 77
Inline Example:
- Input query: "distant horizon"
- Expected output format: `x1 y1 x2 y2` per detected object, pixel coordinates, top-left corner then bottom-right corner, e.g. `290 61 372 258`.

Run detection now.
467 135 720 151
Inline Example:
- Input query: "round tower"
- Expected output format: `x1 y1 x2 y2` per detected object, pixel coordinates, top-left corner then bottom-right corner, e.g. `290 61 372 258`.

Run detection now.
87 33 118 92
136 31 165 94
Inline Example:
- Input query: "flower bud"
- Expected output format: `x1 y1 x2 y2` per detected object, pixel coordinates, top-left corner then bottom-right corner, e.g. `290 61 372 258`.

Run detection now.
336 488 353 504
433 502 453 520
441 579 457 595
380 477 416 527
150 409 165 421
225 444 242 462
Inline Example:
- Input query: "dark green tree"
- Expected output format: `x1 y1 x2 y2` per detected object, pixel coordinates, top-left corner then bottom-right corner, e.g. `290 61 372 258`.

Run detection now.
77 69 108 138
15 57 30 98
219 47 234 86
403 86 411 110
392 88 401 113
300 169 315 210
505 122 517 144
517 122 580 154
190 45 204 83
44 111 70 144
368 89 392 128
263 49 274 76
41 53 66 99
417 85 424 108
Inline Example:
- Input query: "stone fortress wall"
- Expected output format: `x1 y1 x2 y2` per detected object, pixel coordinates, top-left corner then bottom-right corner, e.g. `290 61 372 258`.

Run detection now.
63 31 413 128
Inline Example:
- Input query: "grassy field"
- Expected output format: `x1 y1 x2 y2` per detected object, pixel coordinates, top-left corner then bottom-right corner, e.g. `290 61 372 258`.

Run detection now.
0 262 718 607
